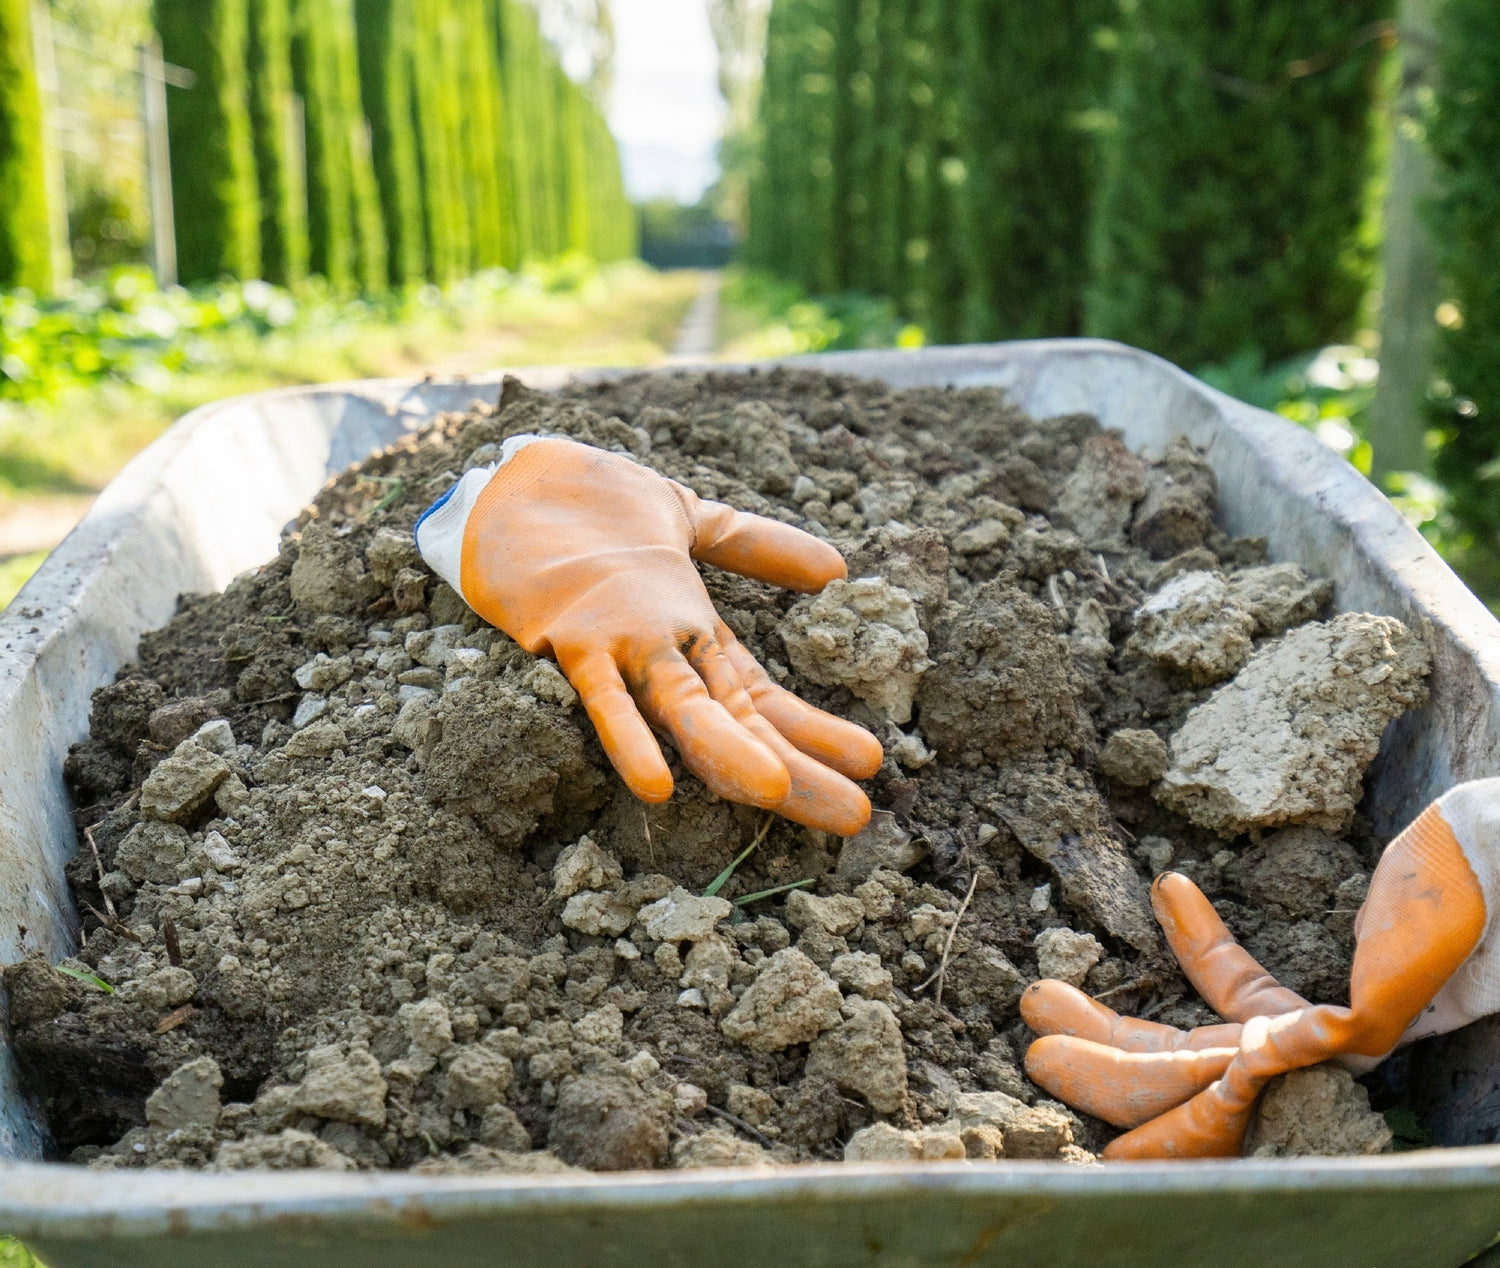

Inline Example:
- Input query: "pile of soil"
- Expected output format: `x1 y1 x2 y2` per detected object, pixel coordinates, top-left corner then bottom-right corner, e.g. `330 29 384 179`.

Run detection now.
7 368 1431 1172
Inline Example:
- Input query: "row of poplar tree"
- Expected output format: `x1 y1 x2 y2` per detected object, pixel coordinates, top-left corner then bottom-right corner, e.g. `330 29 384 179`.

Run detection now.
0 0 635 295
747 0 1500 535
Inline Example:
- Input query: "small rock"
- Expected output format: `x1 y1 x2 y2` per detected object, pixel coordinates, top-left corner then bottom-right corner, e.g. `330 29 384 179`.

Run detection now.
146 1057 223 1130
805 998 908 1112
115 820 190 884
837 811 924 881
291 694 329 728
961 1124 1006 1160
442 1046 514 1112
562 890 637 937
726 1084 777 1126
189 718 235 754
406 624 466 669
366 527 421 585
214 1129 356 1171
292 1047 388 1127
1226 563 1333 637
293 653 354 693
780 577 931 723
953 519 1012 555
522 660 579 707
1055 432 1148 547
638 887 732 942
830 951 895 1001
549 1075 670 1170
1034 928 1106 987
672 1127 776 1168
844 1122 966 1163
1099 729 1169 787
673 1083 709 1116
1131 571 1256 685
1247 1066 1393 1157
118 966 197 1009
573 1003 624 1047
2 957 69 1027
147 697 219 749
721 948 844 1052
785 889 864 937
140 741 231 822
285 721 347 758
952 1092 1074 1159
1157 614 1431 834
551 836 623 899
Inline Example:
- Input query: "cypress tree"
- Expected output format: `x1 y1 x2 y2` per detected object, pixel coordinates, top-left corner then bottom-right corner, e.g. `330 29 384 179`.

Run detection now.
1429 0 1500 540
153 0 261 283
356 0 425 285
292 0 353 289
1085 0 1391 368
457 0 507 269
248 0 309 287
0 0 51 292
293 0 386 293
953 0 1110 341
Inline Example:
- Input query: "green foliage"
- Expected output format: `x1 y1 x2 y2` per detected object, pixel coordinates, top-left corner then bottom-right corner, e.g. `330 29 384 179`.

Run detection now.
1428 0 1500 542
0 1236 43 1267
749 0 1112 341
717 267 922 359
248 0 310 286
290 0 388 293
953 0 1111 341
0 0 52 293
1086 0 1390 367
153 0 261 283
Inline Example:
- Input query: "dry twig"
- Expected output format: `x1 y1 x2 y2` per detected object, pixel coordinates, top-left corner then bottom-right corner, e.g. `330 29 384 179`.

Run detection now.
914 868 981 1009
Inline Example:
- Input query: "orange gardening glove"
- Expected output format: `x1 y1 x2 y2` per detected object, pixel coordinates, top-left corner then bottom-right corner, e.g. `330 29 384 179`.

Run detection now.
414 435 885 836
1019 779 1499 1159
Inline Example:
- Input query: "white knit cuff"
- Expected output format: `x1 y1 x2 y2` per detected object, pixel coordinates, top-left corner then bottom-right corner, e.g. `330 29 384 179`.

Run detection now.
414 433 546 594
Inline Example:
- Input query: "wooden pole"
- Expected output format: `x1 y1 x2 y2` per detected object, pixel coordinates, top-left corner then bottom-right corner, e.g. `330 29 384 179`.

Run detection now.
140 36 177 288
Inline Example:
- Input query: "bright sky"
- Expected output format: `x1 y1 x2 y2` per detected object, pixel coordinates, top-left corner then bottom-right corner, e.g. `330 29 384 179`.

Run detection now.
607 0 727 204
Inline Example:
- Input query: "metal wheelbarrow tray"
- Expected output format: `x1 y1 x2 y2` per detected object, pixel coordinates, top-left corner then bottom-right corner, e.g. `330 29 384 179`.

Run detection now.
3 340 1500 1268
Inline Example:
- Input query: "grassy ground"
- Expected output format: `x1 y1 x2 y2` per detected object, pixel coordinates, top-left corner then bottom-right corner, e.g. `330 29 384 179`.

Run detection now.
0 264 704 607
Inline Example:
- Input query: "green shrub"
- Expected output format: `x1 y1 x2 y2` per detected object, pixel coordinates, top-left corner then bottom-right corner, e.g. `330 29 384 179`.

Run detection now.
1085 0 1390 367
1429 0 1500 540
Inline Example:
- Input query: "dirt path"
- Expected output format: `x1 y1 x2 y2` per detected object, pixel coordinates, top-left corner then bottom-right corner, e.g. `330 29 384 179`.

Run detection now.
666 272 723 362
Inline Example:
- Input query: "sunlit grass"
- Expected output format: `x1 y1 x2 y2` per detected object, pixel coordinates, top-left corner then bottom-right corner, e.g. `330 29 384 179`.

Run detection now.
0 1237 42 1267
0 264 702 609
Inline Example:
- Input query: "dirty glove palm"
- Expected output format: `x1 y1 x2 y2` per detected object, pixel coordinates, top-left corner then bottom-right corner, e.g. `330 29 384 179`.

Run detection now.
415 437 884 835
1020 780 1500 1159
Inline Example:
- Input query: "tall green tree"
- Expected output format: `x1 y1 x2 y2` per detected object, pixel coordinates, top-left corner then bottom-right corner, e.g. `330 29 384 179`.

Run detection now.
356 0 425 285
1429 0 1500 540
0 0 52 292
248 0 309 286
291 0 385 293
153 0 261 283
1085 0 1391 368
953 0 1110 340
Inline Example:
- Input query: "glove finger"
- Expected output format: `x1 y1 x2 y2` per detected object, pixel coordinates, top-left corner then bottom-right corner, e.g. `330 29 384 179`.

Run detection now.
720 630 885 780
1021 980 1243 1053
1025 1034 1237 1130
690 629 873 837
676 485 847 594
555 646 673 804
636 647 792 808
1152 873 1310 1022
